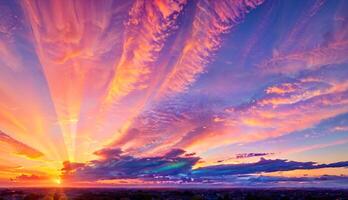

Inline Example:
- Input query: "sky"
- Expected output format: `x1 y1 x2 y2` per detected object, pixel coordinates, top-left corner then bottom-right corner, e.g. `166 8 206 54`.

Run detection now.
0 0 347 188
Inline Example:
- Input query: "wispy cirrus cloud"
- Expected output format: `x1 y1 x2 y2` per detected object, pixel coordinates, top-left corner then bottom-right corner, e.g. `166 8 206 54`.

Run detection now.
157 0 264 98
260 40 348 75
104 0 187 104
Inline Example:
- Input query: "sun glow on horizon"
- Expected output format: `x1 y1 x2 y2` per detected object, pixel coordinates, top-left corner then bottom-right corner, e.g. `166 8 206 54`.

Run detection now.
54 178 61 185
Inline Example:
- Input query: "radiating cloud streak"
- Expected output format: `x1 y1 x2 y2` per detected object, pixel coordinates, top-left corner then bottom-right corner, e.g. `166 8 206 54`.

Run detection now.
21 0 131 161
0 130 43 159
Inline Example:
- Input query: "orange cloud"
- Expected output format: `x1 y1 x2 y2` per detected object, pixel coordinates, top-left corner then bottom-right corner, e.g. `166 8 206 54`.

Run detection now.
0 130 44 159
104 0 187 105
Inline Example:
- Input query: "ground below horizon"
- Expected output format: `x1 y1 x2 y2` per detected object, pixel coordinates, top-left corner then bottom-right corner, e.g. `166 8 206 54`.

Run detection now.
0 188 347 200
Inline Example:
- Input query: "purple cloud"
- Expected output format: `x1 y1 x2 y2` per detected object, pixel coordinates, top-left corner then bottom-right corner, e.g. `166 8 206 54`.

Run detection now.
62 148 348 186
235 152 274 159
62 148 200 181
192 158 348 177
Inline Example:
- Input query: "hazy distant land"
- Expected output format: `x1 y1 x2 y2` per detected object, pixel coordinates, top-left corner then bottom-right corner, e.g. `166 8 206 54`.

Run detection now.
0 188 348 200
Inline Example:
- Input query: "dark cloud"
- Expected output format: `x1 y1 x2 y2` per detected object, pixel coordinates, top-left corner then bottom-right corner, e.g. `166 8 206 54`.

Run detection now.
235 152 274 159
216 152 275 163
164 149 186 158
93 148 123 159
62 148 200 181
62 148 348 185
192 158 348 177
184 152 196 157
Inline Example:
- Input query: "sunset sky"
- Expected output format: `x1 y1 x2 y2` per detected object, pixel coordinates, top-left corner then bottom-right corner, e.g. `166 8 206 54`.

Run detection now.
0 0 348 187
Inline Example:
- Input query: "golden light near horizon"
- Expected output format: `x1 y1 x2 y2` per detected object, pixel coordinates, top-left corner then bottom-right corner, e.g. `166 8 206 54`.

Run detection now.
54 178 61 185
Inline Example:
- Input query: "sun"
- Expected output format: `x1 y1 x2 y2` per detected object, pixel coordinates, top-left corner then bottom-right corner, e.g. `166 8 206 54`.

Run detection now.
54 178 61 185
